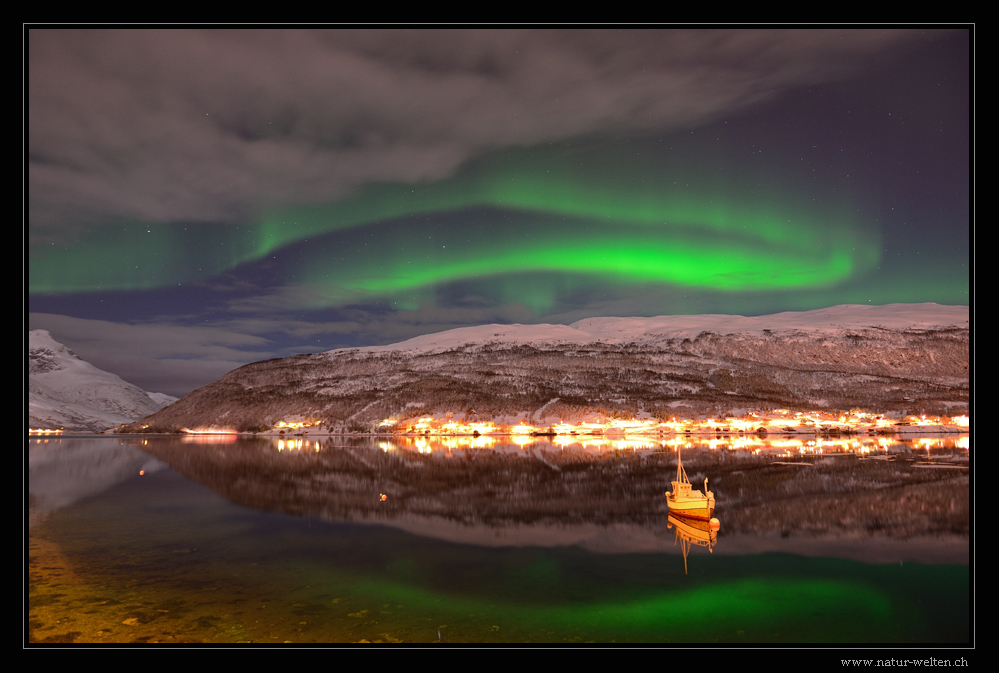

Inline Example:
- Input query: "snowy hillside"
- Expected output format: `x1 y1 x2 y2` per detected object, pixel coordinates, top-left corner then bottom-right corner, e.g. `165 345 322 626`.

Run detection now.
366 303 970 354
128 303 969 433
28 330 177 432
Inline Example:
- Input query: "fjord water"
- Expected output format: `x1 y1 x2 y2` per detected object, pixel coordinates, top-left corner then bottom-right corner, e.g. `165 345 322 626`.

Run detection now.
28 436 969 644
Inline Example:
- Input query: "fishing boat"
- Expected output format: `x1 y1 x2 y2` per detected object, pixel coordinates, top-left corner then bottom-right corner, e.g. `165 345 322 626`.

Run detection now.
665 450 715 520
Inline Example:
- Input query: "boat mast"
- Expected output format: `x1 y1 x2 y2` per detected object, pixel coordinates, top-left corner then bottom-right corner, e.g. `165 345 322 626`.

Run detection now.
676 448 689 484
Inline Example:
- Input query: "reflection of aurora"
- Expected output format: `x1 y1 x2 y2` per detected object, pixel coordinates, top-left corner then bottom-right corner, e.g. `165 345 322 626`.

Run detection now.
341 575 909 643
29 143 880 307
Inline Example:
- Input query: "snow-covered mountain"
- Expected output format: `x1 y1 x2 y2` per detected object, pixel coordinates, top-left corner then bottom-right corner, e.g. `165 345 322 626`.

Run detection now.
365 302 970 354
127 303 969 433
28 330 177 432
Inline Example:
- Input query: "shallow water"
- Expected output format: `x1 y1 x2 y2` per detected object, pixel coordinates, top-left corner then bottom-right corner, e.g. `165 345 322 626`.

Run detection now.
27 436 970 645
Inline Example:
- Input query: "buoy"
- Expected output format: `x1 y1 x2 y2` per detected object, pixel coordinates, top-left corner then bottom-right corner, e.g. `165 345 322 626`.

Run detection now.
380 494 387 501
709 518 720 531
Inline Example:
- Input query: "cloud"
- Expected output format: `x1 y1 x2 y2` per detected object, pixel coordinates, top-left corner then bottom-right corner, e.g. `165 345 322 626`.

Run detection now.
29 28 924 242
318 301 540 345
220 293 540 348
28 313 273 396
27 299 540 395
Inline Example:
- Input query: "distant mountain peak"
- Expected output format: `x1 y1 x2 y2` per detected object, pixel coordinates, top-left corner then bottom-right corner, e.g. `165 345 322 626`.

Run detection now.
29 329 81 374
28 330 177 432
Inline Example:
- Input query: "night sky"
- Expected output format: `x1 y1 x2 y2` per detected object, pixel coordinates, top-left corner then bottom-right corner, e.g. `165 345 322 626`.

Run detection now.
27 29 971 397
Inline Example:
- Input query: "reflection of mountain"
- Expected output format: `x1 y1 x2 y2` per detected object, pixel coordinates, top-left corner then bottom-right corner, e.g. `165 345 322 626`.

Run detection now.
29 330 177 432
137 436 968 562
127 304 968 433
717 457 969 542
27 438 165 526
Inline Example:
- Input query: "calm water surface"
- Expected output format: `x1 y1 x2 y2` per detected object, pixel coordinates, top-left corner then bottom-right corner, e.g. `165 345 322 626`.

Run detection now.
27 435 970 645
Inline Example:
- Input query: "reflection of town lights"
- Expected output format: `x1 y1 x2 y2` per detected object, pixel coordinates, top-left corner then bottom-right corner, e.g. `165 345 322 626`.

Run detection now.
372 409 968 462
181 433 238 444
470 435 496 449
511 434 534 447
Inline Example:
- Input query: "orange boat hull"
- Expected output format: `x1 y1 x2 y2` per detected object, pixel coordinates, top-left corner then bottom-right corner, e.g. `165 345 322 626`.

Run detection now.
666 489 715 521
666 502 714 521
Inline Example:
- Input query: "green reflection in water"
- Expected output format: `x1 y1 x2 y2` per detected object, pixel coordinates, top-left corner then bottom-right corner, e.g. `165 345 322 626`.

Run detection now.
28 439 967 644
340 575 904 643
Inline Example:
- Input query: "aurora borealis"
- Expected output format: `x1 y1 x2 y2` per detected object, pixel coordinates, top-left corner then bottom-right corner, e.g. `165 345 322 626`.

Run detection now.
27 29 970 396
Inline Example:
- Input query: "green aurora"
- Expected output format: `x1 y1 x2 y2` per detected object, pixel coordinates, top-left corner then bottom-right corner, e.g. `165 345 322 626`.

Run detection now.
29 142 882 312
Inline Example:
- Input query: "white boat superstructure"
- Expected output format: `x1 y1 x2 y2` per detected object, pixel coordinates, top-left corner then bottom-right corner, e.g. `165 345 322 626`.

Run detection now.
665 450 715 521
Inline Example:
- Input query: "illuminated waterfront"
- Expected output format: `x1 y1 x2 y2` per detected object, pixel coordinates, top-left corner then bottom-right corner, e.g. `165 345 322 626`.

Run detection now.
168 409 969 441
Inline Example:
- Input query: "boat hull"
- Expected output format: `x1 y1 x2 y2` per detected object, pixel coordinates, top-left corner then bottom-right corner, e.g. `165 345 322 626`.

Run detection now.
666 492 715 521
667 513 717 543
666 502 714 521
